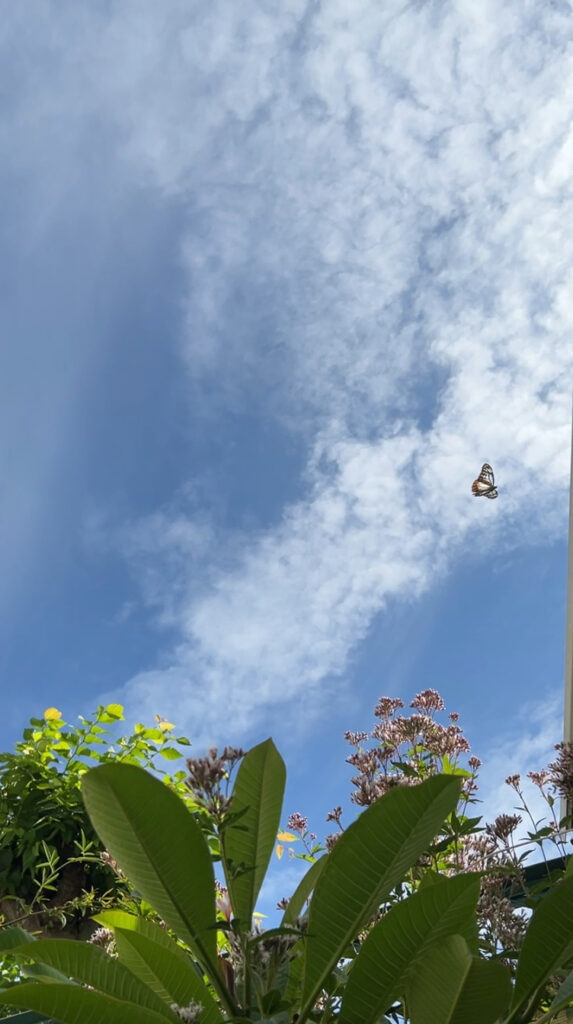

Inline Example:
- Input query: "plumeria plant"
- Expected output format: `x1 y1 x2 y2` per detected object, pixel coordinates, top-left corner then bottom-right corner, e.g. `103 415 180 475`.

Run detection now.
1 713 573 1022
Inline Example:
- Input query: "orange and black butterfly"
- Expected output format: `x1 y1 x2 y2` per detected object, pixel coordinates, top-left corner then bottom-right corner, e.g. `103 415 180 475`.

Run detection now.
471 463 498 499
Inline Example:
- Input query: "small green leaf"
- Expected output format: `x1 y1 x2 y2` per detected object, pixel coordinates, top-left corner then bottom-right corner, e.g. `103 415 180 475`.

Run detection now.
159 748 182 761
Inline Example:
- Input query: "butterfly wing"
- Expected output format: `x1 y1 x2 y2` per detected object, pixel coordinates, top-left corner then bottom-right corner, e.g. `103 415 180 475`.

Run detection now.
471 463 498 498
481 463 494 484
472 478 490 494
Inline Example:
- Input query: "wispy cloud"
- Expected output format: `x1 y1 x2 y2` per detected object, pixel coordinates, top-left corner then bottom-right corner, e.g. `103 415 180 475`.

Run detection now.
14 2 570 739
112 1 573 738
477 693 563 823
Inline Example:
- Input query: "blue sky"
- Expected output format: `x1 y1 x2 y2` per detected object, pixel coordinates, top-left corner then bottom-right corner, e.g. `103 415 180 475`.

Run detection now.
1 1 573 911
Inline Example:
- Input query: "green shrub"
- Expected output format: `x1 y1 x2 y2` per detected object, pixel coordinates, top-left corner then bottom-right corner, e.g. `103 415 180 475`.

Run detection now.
0 704 193 937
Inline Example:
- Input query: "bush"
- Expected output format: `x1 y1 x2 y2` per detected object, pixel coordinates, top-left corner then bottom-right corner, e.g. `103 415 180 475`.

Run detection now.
0 704 193 938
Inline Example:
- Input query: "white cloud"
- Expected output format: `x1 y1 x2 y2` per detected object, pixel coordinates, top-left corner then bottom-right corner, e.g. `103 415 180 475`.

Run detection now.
106 0 573 739
477 693 563 824
474 693 571 874
9 2 571 739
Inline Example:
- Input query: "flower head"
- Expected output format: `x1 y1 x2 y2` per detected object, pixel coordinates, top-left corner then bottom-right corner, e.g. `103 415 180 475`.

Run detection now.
410 689 445 712
548 742 573 801
43 707 62 721
286 812 308 835
373 697 404 719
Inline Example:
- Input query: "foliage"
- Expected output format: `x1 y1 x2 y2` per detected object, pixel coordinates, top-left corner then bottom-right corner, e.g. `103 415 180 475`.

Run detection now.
2 692 573 1022
1 734 573 1023
0 704 194 935
278 689 573 966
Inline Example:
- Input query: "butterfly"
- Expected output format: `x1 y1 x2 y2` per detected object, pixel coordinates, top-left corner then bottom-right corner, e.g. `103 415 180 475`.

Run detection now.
471 463 498 499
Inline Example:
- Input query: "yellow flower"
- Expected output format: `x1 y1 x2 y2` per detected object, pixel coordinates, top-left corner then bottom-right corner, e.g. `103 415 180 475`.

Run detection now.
155 715 175 731
43 707 62 721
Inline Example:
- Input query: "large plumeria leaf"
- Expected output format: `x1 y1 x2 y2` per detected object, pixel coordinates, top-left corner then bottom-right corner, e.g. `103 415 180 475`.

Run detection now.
298 774 461 1022
112 927 223 1024
118 930 222 1022
12 939 179 1022
0 983 174 1024
222 739 286 928
0 1013 54 1024
81 764 231 1012
281 856 326 928
447 957 512 1024
0 927 36 950
0 927 70 984
22 962 74 984
339 874 481 1024
508 871 573 1022
95 909 223 1021
281 940 305 1010
406 934 511 1024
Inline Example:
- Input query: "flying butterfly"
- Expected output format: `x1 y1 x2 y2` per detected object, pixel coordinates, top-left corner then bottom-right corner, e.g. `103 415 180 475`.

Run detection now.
471 463 498 499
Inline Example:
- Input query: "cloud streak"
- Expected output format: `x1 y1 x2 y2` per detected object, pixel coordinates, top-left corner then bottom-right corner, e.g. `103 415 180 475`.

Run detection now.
112 0 573 739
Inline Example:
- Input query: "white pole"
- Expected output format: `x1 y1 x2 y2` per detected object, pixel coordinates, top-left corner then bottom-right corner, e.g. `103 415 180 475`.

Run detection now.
563 393 573 820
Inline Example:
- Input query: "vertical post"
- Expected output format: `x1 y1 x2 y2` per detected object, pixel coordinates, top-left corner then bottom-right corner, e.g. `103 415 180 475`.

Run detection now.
564 394 573 821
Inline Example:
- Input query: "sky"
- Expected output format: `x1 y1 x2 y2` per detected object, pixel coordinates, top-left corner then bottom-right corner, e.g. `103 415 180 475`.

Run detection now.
1 1 573 911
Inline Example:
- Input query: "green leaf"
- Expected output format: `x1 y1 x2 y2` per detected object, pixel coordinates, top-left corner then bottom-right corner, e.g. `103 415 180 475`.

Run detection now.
81 764 221 994
0 927 36 951
546 963 573 1019
102 704 124 721
406 934 511 1024
299 774 461 1021
281 942 305 1010
223 739 286 927
0 983 173 1024
22 960 73 984
339 874 481 1024
95 910 223 1024
281 857 326 927
0 1013 54 1023
509 871 573 1021
11 939 178 1021
114 929 222 1024
158 748 182 761
0 1011 53 1019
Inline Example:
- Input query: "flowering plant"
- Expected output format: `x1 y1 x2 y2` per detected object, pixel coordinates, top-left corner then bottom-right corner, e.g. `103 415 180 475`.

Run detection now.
279 690 573 969
1 726 573 1023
